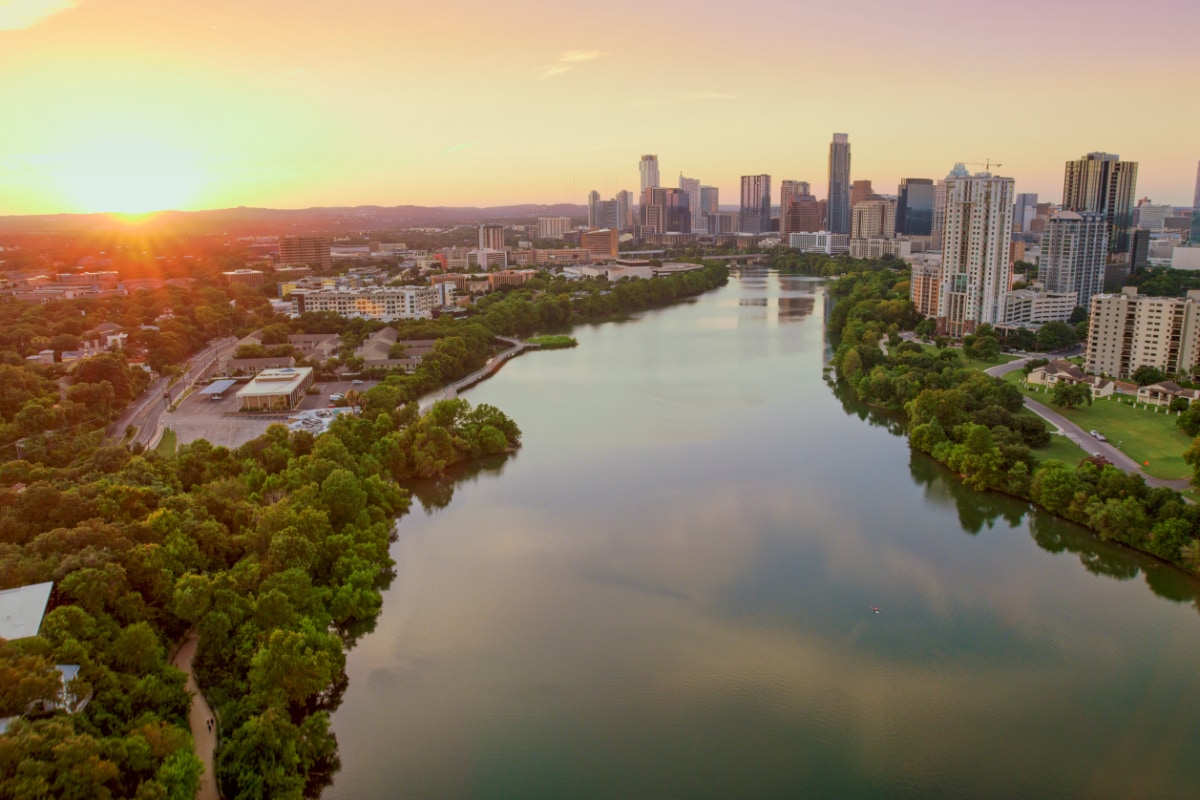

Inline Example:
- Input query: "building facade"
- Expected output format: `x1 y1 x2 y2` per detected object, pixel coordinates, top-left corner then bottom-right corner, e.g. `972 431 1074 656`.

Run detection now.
850 180 874 210
1062 152 1138 255
827 133 852 235
538 217 572 239
1000 289 1077 327
581 228 619 260
789 231 849 254
1012 193 1038 233
640 187 690 235
640 155 659 193
1038 210 1108 311
739 174 771 234
850 199 896 240
1086 287 1200 378
896 178 934 236
849 238 911 259
936 172 1015 337
909 261 941 318
679 174 703 233
478 224 506 251
278 236 332 270
292 286 442 321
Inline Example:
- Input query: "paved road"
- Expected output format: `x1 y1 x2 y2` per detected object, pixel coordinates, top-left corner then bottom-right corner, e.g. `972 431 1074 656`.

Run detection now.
171 633 219 800
985 358 1190 491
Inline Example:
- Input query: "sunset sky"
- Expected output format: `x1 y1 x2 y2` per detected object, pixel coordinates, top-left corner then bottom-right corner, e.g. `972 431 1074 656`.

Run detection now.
1 0 1198 215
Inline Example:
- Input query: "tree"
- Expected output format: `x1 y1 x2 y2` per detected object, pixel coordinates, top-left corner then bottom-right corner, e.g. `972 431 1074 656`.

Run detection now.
1051 381 1092 409
1179 403 1200 436
1131 365 1167 386
1037 321 1078 352
1184 437 1200 489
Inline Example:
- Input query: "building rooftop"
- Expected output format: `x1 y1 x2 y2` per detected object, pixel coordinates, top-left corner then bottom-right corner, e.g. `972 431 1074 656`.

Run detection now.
0 581 53 640
236 366 313 398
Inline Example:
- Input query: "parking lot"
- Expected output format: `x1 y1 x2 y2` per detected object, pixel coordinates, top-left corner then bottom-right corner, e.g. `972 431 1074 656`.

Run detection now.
167 379 378 449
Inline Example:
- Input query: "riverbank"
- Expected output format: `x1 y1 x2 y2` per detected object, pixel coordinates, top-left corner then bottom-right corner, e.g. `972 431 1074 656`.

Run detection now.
828 268 1200 575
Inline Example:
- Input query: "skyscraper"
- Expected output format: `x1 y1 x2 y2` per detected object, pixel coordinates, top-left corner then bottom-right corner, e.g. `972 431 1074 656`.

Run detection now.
896 178 934 236
679 173 702 233
1012 193 1039 234
279 236 332 269
640 187 689 235
478 224 505 251
850 180 874 210
1194 161 1200 209
588 190 601 228
739 174 771 234
1062 152 1138 255
640 155 660 193
827 133 851 235
850 199 896 240
937 171 1015 337
932 163 970 247
780 180 813 240
616 190 633 232
1038 211 1108 311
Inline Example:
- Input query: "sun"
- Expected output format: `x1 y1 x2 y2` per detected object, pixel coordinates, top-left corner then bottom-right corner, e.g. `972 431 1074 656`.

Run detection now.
53 134 204 214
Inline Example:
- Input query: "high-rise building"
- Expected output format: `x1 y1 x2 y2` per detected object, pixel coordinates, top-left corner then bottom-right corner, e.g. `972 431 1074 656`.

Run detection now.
640 187 690 235
1136 202 1173 230
850 180 874 210
1194 161 1200 209
1012 193 1039 233
850 199 896 240
739 174 771 234
680 174 703 233
616 191 632 232
588 191 601 228
780 181 815 240
827 133 852 235
896 179 934 236
580 228 619 260
936 171 1015 337
1191 212 1200 248
279 236 333 270
783 195 822 236
1062 152 1138 255
538 217 573 239
589 190 633 232
699 186 719 233
640 155 660 193
910 261 942 318
1038 211 1108 311
932 164 970 247
478 224 505 251
1087 288 1200 379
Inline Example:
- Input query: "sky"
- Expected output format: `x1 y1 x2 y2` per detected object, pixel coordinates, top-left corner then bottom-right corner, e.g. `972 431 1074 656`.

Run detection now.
1 0 1198 216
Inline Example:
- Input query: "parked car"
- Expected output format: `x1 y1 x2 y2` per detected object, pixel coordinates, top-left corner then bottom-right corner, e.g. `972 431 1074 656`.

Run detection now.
352 379 363 384
1090 430 1107 442
330 393 344 401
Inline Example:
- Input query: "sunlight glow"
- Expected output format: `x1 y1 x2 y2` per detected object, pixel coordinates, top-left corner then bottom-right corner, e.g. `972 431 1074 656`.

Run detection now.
52 135 204 214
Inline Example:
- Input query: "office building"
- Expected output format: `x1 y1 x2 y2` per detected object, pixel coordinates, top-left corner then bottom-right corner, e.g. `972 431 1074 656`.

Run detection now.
1191 211 1200 247
478 224 505 251
1194 161 1200 209
279 236 333 270
581 228 619 260
538 217 572 239
827 133 852 235
616 190 633 232
789 231 849 254
849 238 911 259
709 211 738 234
1086 287 1200 378
640 187 690 235
679 174 703 233
740 174 771 234
1062 152 1138 255
850 180 875 210
909 261 942 317
1038 211 1108 311
896 178 934 236
850 199 896 240
779 181 810 240
932 164 970 248
1012 193 1038 233
699 186 719 233
588 191 601 228
782 192 821 239
589 192 633 232
1136 202 1172 230
936 171 1015 337
640 155 660 193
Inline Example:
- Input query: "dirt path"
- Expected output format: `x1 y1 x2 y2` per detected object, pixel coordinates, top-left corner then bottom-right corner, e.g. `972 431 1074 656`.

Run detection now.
172 633 219 800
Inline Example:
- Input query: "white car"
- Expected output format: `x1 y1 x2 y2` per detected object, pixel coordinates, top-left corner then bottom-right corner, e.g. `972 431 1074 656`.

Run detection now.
330 393 344 401
1090 430 1107 442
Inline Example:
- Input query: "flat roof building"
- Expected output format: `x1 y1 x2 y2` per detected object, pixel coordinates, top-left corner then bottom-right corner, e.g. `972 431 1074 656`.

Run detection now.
1086 287 1200 379
0 581 53 640
236 367 314 412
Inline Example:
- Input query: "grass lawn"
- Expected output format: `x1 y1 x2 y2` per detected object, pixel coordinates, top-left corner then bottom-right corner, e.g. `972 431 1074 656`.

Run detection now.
1004 371 1193 480
916 343 1021 373
155 428 177 458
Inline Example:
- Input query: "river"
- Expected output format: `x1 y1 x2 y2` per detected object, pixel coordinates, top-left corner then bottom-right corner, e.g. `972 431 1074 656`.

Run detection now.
327 269 1200 799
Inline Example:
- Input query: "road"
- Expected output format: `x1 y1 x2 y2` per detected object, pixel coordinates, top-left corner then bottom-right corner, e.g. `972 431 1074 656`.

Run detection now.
110 337 236 448
985 357 1190 491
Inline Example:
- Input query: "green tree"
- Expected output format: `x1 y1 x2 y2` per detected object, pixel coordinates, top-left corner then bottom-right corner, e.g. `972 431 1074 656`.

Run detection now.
1051 381 1092 409
1132 365 1167 386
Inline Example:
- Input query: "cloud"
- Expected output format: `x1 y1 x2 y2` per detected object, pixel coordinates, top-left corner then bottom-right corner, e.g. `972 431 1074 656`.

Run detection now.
539 49 606 79
685 91 737 101
0 0 78 31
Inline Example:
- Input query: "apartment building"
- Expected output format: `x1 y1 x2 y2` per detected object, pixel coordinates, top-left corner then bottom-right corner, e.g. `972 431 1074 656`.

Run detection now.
291 286 441 321
1086 287 1200 378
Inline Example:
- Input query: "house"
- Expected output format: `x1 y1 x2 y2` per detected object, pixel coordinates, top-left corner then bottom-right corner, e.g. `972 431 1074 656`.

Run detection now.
1136 381 1200 407
0 581 53 640
1026 359 1116 399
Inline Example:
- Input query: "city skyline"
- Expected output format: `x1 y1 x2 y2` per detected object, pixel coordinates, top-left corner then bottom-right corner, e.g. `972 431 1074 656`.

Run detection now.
1 0 1199 216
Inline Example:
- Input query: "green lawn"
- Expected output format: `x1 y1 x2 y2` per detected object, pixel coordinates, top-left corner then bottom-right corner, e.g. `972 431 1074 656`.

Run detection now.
916 343 1021 373
155 428 177 457
1004 371 1193 480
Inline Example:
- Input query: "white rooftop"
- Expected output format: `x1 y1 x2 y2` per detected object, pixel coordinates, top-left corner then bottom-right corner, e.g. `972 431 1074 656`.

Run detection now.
0 581 53 640
236 366 313 398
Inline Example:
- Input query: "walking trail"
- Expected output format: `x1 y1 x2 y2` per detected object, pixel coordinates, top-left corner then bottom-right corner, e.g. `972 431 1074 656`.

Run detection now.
172 633 219 800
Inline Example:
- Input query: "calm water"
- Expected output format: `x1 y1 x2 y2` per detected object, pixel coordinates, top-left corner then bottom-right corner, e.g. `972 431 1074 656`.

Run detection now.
328 271 1200 800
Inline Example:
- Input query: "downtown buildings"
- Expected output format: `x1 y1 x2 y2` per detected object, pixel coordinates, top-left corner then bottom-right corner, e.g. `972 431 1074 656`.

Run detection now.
935 171 1015 337
827 133 852 235
1038 211 1108 310
1061 152 1138 256
739 174 771 234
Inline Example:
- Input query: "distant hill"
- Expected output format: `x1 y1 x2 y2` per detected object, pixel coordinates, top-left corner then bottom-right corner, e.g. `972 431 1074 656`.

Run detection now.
0 203 589 235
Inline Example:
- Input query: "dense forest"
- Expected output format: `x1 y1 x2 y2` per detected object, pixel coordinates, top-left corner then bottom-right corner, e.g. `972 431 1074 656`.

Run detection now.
828 268 1200 575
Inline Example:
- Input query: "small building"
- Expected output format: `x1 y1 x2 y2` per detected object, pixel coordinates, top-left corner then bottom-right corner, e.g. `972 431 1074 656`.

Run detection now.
1027 359 1115 399
0 581 53 640
236 367 314 412
1136 381 1200 407
222 269 266 288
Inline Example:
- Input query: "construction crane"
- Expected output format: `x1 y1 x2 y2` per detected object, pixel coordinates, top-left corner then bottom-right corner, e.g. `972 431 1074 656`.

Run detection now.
964 159 1003 171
